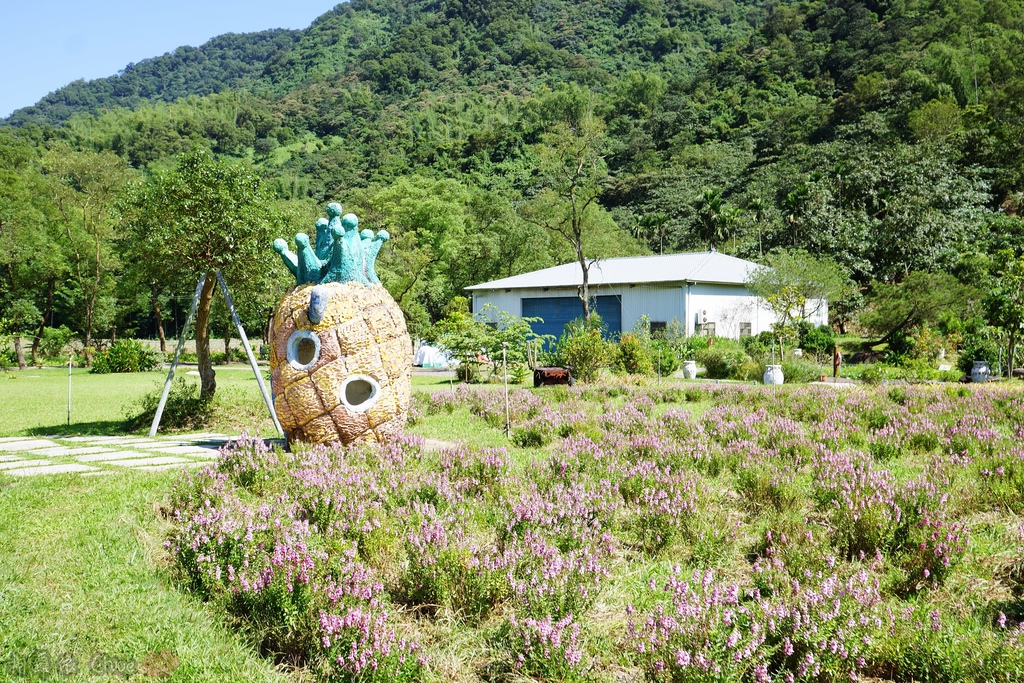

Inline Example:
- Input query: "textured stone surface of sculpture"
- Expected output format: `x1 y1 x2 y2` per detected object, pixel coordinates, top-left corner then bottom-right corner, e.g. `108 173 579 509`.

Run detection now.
268 203 411 446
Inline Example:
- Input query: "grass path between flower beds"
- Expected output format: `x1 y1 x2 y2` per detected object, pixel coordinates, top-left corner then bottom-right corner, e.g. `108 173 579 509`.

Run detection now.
0 470 292 682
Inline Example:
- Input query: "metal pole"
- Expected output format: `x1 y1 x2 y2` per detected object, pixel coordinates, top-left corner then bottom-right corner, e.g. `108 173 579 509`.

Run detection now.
502 343 510 439
150 274 206 437
67 353 73 426
216 271 285 438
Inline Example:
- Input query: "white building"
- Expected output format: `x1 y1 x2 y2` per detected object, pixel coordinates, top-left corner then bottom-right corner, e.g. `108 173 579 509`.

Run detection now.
466 252 828 340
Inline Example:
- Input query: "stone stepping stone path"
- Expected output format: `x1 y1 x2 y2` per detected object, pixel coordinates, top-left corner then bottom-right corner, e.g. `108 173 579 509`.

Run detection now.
0 433 274 477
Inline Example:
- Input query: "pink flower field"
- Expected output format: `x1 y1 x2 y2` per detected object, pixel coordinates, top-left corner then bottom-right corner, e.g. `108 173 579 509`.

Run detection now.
166 382 1024 682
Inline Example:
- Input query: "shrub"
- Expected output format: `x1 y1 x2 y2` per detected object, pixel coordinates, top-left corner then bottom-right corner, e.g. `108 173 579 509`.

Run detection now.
649 339 678 376
512 426 550 448
699 347 754 379
801 324 836 356
958 333 1000 375
124 376 212 430
616 333 653 375
39 325 76 359
509 362 530 384
780 358 823 383
742 331 773 360
555 317 610 383
90 338 160 373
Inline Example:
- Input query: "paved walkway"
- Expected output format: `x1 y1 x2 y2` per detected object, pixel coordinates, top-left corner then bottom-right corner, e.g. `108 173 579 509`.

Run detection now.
0 433 248 477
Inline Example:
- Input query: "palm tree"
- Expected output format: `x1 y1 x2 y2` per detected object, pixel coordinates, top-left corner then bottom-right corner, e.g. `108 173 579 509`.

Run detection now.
747 197 767 257
696 189 727 250
636 213 669 254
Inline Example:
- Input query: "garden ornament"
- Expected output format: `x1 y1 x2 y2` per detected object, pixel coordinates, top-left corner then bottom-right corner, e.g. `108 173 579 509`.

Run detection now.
268 202 411 446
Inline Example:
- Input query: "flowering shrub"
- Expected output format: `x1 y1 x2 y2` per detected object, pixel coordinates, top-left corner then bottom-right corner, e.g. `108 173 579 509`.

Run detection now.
506 613 587 680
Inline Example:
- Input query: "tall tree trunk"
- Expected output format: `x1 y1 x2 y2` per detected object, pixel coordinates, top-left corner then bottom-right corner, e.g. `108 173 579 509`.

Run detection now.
13 335 27 370
1009 331 1018 378
33 280 55 360
577 247 590 320
31 321 44 362
194 272 218 401
30 279 55 362
152 287 167 354
83 327 93 366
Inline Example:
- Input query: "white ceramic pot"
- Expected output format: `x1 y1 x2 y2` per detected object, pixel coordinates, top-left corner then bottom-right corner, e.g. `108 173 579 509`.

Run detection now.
682 360 697 379
764 364 784 385
971 360 990 383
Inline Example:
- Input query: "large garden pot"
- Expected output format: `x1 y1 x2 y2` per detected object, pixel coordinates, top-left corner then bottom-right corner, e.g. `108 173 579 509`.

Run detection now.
682 360 698 379
971 360 990 383
763 364 784 385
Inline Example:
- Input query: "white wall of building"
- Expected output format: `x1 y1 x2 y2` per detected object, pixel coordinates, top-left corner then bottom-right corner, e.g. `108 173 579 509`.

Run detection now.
471 283 828 339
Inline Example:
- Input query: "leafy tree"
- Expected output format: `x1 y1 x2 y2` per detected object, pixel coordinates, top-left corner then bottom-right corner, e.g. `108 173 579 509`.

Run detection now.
43 143 133 357
431 298 545 381
521 112 633 320
985 251 1024 376
859 272 976 347
745 250 854 341
0 131 53 366
0 299 41 369
118 149 280 400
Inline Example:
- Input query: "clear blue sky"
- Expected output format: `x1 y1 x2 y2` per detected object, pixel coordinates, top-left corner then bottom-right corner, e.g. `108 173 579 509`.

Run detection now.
0 0 337 118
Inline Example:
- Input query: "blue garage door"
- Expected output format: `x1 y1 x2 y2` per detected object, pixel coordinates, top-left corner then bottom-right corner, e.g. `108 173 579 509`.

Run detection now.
521 295 622 342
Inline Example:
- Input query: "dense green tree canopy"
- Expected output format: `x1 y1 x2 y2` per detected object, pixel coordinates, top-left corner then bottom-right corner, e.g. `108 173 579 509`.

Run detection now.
118 150 282 398
1 0 1023 363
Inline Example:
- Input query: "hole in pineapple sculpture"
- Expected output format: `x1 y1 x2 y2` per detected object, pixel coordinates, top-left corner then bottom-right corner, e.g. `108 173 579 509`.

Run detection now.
286 330 321 371
340 376 380 413
295 337 317 365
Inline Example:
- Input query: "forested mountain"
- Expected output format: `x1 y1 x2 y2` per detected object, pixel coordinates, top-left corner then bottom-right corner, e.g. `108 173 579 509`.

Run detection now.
7 29 302 127
3 0 1023 355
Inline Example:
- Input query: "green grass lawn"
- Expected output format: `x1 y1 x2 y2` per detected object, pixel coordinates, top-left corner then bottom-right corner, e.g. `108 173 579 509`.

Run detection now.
0 369 532 681
0 366 286 438
0 367 521 438
0 470 291 682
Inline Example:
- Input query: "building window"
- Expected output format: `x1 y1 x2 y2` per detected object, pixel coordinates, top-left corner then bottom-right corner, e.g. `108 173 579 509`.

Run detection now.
740 322 752 338
650 321 667 336
701 322 716 337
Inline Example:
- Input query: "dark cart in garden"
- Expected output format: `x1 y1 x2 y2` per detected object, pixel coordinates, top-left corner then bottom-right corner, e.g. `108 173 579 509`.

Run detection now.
533 366 574 387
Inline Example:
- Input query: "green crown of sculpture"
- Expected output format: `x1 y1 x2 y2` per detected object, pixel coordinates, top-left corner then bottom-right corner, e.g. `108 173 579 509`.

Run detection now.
272 202 390 287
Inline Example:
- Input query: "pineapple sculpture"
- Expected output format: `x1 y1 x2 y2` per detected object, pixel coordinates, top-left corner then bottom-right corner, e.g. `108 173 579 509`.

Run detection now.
268 202 412 446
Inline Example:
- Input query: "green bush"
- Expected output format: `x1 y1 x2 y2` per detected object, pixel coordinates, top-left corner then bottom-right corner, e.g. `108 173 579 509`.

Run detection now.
650 339 678 376
124 376 212 431
555 316 610 383
39 325 76 359
780 358 823 383
958 334 1000 375
699 347 754 380
742 331 774 360
801 325 836 356
674 334 711 361
616 333 653 375
90 339 160 374
509 362 530 384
